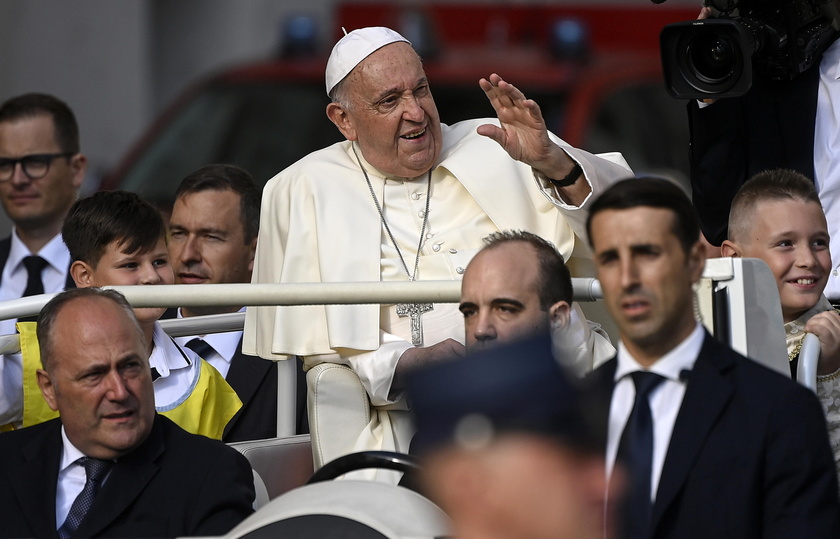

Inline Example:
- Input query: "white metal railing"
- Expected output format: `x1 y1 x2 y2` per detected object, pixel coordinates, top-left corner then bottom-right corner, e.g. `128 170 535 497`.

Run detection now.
798 333 820 392
0 279 599 355
0 279 604 323
0 275 819 392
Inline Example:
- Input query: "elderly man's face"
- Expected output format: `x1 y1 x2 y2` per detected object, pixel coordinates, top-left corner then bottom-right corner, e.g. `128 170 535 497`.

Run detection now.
460 242 562 353
330 42 442 178
590 206 704 365
37 296 155 459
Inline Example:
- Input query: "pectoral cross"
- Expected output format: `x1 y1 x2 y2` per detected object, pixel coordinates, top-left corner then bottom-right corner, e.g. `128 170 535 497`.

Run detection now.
396 302 434 346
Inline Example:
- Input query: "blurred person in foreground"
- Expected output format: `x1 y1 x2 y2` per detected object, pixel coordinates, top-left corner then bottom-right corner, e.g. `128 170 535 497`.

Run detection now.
407 334 614 539
0 288 254 538
586 176 840 538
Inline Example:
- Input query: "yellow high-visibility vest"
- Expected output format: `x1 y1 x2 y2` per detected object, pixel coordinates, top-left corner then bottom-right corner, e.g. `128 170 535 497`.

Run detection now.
7 322 241 440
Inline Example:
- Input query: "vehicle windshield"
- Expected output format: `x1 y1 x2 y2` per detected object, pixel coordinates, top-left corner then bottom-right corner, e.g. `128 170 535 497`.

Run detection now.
117 82 342 208
114 78 687 209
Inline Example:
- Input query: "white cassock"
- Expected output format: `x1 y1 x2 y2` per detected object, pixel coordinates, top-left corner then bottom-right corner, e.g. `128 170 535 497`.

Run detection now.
244 119 630 480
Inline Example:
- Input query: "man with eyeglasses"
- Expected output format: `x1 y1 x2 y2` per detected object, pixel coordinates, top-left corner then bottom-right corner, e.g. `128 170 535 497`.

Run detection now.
0 94 86 428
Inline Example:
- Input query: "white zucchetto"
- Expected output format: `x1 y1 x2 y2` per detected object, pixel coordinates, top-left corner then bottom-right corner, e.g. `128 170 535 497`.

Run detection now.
325 26 410 96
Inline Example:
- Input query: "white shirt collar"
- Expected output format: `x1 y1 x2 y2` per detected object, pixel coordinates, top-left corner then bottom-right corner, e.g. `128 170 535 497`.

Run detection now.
59 426 87 473
174 307 244 364
8 230 70 276
615 323 705 383
148 322 192 378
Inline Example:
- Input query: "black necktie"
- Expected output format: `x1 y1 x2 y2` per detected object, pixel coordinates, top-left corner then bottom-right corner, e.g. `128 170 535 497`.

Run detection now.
616 371 665 539
58 457 113 539
19 256 48 323
185 338 215 360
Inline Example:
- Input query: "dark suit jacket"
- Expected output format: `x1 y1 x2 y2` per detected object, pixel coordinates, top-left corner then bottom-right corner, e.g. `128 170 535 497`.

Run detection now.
687 65 820 245
588 332 840 538
161 308 308 441
223 341 279 442
214 339 309 442
0 415 255 538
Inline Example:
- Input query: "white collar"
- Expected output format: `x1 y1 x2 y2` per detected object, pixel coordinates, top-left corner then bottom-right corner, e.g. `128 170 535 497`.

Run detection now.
615 323 705 383
59 426 90 473
8 230 70 275
174 307 244 363
348 141 435 182
148 322 192 378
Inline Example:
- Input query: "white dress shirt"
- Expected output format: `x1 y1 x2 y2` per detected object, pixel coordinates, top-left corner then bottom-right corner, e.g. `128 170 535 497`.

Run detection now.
56 428 113 529
0 231 71 425
173 307 244 380
814 38 840 299
606 323 705 501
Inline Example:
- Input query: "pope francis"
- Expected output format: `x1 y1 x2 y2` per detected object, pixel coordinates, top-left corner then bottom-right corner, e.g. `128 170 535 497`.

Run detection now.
244 26 633 479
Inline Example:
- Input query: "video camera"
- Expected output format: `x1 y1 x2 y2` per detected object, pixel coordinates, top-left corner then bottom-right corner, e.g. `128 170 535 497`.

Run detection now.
660 0 837 99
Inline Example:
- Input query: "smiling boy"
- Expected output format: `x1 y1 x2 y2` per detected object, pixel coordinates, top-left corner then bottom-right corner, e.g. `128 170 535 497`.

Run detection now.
721 169 840 475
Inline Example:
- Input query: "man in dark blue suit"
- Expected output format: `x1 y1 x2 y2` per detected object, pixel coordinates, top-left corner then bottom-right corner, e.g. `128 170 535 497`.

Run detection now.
0 288 254 538
167 164 307 441
585 177 840 538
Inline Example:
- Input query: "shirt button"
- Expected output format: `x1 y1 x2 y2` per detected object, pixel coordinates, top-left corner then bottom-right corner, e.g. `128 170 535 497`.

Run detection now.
456 267 465 274
411 193 420 200
426 232 434 239
432 244 441 252
834 270 839 276
449 249 457 254
418 210 426 218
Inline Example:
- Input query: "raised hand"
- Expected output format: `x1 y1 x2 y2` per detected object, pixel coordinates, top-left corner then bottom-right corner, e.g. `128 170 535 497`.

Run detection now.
476 73 556 167
476 73 589 204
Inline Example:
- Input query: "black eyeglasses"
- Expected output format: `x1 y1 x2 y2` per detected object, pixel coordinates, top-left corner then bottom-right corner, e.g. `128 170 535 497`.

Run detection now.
0 153 75 182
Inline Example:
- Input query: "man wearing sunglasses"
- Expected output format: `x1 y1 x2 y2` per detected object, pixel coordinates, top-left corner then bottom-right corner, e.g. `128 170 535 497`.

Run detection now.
0 93 86 427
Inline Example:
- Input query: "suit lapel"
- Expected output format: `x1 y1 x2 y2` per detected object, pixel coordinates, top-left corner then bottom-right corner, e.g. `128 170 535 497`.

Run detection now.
585 357 617 451
73 416 165 538
223 342 274 433
650 334 736 530
226 343 273 408
0 236 11 287
8 420 62 537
